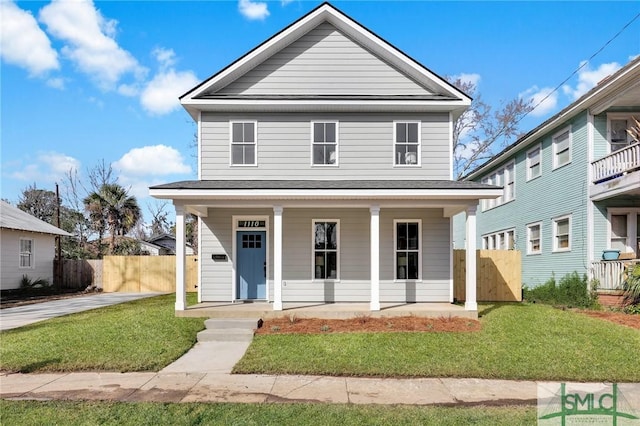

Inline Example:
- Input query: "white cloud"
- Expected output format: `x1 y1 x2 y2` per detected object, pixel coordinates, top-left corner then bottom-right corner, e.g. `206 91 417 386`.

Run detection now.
451 73 481 88
281 0 295 5
0 1 59 76
520 85 558 117
238 0 269 20
562 60 622 100
113 145 191 176
140 69 199 115
46 77 65 89
153 47 176 69
39 0 146 90
10 152 80 183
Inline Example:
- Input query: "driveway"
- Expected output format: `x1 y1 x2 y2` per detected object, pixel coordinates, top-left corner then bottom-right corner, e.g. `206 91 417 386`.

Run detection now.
0 293 166 331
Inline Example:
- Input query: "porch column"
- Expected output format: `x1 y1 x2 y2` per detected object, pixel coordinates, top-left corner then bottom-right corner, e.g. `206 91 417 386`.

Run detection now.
370 205 380 311
174 203 187 311
465 205 478 311
273 206 283 311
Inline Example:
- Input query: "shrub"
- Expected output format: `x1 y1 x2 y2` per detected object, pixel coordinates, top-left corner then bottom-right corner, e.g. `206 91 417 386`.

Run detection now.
19 275 51 289
622 263 640 306
524 272 598 309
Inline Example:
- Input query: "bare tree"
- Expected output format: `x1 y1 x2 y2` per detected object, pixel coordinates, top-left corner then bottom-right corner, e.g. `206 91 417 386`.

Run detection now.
147 201 173 237
449 77 533 179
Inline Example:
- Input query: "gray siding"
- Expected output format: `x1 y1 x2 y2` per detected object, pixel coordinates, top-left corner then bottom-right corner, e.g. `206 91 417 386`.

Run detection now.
201 112 451 180
218 22 431 96
199 207 451 303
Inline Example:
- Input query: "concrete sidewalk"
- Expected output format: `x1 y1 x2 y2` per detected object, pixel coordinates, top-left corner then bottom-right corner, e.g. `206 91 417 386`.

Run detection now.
0 371 539 405
0 293 166 331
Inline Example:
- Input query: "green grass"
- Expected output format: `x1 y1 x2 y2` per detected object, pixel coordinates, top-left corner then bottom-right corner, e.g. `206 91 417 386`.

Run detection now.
0 400 535 425
234 303 640 382
0 294 204 373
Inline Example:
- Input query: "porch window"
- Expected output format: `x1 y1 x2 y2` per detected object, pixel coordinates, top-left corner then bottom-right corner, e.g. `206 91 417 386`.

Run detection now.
312 122 338 165
527 222 541 255
395 220 421 280
526 144 541 181
19 238 33 268
394 122 420 166
230 122 256 166
553 215 571 252
610 214 627 251
552 127 571 169
313 220 339 279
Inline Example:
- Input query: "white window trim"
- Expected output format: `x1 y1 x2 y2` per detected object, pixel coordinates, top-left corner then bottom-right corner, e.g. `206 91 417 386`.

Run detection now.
480 161 515 211
19 238 34 269
552 214 572 253
393 219 422 282
231 215 269 301
526 143 542 181
526 222 542 255
311 219 340 282
552 125 572 170
310 121 339 167
482 228 516 250
229 121 258 167
607 208 640 253
606 113 639 154
393 120 421 167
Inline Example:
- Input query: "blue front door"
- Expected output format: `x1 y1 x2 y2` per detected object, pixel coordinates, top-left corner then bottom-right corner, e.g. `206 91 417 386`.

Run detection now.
236 231 266 299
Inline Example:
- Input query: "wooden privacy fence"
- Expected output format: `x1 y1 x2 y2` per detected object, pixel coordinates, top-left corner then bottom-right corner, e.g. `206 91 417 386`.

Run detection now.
102 256 198 293
55 259 102 290
453 250 522 302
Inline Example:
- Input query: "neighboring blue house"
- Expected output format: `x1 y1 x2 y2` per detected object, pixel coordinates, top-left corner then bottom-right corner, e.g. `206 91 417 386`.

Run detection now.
455 56 640 289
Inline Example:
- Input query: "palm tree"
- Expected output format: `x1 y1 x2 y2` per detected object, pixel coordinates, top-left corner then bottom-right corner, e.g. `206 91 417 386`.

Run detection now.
84 184 142 255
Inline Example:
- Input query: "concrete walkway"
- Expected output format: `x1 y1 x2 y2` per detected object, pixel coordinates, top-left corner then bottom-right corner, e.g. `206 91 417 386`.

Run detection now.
0 293 165 331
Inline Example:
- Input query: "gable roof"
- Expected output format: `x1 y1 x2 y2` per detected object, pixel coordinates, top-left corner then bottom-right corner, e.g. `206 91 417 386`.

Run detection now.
0 200 72 236
464 55 640 181
180 2 470 118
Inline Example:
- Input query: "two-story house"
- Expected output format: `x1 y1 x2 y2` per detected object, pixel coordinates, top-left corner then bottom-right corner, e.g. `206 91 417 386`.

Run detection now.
458 56 640 290
150 3 501 316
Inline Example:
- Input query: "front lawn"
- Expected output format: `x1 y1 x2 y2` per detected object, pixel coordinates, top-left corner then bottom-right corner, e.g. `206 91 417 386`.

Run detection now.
0 294 204 373
0 400 535 425
234 303 640 382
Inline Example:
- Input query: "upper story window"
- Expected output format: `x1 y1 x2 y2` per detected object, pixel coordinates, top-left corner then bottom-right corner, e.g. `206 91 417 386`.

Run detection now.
313 220 339 280
482 229 515 250
480 161 515 211
526 222 542 255
312 122 338 166
394 220 421 280
19 238 33 268
608 114 639 153
230 121 256 166
553 215 571 252
526 144 541 181
552 127 571 169
394 121 420 166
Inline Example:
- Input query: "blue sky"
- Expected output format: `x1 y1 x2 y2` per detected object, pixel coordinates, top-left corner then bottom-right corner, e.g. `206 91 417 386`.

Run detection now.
1 0 639 221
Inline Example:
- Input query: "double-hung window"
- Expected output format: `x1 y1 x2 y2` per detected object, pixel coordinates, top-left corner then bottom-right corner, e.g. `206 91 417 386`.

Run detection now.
312 122 338 166
527 222 541 255
395 220 421 280
610 214 628 251
608 114 639 152
553 215 571 252
313 220 339 279
394 122 420 166
526 144 541 180
552 127 571 169
482 229 515 250
230 122 256 166
19 238 33 268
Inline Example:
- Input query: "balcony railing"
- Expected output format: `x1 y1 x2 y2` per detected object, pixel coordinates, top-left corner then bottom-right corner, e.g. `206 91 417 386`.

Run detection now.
591 259 639 290
591 142 640 183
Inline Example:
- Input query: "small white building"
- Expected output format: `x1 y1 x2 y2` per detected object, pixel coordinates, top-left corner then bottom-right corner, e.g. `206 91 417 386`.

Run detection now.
0 200 71 290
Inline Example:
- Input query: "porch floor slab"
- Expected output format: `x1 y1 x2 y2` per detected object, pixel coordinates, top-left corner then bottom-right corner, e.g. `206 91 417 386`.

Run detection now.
176 302 477 320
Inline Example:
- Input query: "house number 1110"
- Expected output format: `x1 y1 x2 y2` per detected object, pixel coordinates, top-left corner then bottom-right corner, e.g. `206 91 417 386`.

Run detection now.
239 220 265 228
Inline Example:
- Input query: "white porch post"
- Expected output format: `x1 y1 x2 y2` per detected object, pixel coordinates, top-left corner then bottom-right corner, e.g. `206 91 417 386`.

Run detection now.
174 203 187 311
273 206 283 311
465 205 478 311
370 206 380 311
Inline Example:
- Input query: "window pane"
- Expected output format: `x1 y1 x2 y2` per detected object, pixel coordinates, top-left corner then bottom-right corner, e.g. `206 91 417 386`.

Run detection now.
314 123 324 142
243 123 254 142
507 231 515 250
407 223 419 250
396 123 407 143
558 235 569 249
530 225 540 239
530 163 540 177
314 252 325 279
555 132 569 150
325 123 336 143
405 145 418 164
395 145 406 165
611 119 628 143
557 219 569 235
407 123 418 143
231 145 244 164
326 222 337 250
244 145 255 164
407 252 419 279
232 123 243 142
314 223 325 249
313 145 325 165
611 215 627 238
557 149 570 165
326 145 336 164
397 223 407 249
326 252 337 279
397 252 407 279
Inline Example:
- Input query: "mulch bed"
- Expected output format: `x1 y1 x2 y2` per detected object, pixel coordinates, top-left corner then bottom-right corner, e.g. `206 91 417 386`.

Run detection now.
581 310 640 330
256 316 482 334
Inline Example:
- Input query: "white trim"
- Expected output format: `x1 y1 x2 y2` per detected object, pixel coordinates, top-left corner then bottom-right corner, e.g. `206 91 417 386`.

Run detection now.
310 121 339 167
526 221 542 255
464 205 477 311
552 214 572 253
481 228 516 250
18 237 34 269
198 111 202 180
273 207 283 310
229 121 258 167
480 161 515 211
393 219 422 282
232 215 270 301
552 125 572 170
370 205 380 311
393 120 421 167
311 219 340 281
174 203 186 311
586 113 594 278
448 111 454 180
449 217 454 302
606 112 639 154
197 215 202 303
526 143 542 181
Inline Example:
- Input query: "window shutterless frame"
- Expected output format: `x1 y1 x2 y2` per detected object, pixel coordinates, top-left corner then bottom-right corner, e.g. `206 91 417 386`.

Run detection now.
393 121 421 167
526 144 542 181
311 121 339 167
393 219 422 281
526 222 542 255
312 219 340 281
229 121 257 166
19 238 34 269
552 126 571 170
552 214 572 252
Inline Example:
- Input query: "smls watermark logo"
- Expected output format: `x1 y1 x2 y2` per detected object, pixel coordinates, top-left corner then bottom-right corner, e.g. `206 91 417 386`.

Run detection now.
538 382 640 425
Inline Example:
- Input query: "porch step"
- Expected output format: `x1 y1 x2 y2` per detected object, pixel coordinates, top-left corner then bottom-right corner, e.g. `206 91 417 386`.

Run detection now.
197 318 261 342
